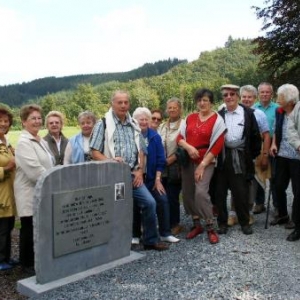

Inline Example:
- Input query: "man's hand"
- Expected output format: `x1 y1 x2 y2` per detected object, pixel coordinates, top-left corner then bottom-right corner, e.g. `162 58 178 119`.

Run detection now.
132 169 143 187
113 157 124 163
269 144 277 157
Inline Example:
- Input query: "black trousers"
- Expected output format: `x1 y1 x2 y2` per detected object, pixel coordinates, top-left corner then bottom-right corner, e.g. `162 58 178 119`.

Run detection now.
275 157 300 228
20 216 34 267
0 216 15 263
215 152 250 227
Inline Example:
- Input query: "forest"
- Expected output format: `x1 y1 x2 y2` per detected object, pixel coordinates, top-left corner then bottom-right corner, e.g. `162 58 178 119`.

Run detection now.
0 37 275 128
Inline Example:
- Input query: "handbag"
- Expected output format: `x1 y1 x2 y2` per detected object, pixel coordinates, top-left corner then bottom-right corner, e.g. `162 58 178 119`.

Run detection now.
175 146 190 168
167 162 181 184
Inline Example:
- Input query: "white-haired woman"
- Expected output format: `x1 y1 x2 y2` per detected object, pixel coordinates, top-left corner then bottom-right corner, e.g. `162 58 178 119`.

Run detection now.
270 84 300 241
64 111 97 164
44 111 68 165
132 107 179 243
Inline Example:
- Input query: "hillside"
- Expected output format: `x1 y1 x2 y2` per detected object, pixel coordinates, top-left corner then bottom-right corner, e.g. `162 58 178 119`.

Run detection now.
0 58 186 107
2 38 269 128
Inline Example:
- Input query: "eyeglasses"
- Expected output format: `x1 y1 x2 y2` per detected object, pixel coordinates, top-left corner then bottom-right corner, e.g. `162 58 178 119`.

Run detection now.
152 117 162 122
222 92 236 98
28 117 42 121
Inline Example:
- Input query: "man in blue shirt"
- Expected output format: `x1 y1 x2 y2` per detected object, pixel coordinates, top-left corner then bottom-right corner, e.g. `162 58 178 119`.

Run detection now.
253 82 279 214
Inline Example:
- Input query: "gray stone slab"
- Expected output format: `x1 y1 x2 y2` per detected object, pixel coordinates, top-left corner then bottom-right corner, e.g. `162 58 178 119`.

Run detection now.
32 161 133 284
17 251 145 298
52 185 112 257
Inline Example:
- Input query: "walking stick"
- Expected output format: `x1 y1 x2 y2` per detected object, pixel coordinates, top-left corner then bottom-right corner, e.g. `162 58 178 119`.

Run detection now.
265 157 276 229
264 179 272 229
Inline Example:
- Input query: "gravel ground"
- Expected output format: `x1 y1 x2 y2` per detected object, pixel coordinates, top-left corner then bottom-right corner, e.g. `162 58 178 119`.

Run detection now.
1 188 300 300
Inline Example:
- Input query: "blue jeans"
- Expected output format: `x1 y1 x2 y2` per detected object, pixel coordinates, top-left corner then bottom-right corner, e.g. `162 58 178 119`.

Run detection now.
162 179 181 228
151 189 171 237
133 184 159 245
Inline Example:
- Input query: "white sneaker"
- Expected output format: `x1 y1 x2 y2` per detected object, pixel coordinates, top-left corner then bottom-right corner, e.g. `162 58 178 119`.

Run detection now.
160 235 180 243
131 237 140 245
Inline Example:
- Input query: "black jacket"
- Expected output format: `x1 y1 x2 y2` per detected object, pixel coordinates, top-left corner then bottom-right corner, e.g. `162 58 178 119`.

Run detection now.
217 104 261 179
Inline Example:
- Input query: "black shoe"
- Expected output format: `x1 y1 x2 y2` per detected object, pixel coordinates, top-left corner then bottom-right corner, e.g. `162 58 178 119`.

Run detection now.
270 215 289 226
144 242 169 251
253 204 266 214
217 225 228 235
241 225 253 235
285 220 295 229
287 229 300 242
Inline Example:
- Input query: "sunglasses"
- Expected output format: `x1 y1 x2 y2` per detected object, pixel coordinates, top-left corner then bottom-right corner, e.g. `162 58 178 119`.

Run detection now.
152 116 162 122
222 92 236 98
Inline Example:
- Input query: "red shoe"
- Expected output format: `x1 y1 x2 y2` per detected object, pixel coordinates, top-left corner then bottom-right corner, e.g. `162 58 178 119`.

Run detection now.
186 225 204 239
207 229 219 244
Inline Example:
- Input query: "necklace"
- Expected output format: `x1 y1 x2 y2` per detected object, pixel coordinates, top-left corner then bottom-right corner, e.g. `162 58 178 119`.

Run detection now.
196 112 214 129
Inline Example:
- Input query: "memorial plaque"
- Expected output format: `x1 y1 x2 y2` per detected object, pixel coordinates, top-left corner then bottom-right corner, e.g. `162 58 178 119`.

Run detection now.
53 185 112 257
23 162 134 286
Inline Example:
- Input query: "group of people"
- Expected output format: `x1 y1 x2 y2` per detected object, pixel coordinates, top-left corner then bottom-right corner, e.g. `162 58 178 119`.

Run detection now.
1 82 300 272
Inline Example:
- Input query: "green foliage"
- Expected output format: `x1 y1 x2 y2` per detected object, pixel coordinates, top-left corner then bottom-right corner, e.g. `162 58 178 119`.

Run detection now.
253 0 300 87
8 127 80 147
2 38 267 124
0 58 186 107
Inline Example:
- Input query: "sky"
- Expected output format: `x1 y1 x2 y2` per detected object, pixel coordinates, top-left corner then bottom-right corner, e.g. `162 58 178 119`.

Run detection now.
0 0 266 86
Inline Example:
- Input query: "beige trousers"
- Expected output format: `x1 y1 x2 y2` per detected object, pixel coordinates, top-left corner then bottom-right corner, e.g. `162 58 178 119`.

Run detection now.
181 162 215 221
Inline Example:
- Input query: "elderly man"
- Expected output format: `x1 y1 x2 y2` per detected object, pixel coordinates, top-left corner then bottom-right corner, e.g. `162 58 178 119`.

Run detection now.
44 111 68 165
90 90 169 251
215 84 261 235
227 85 271 226
273 84 300 242
253 82 279 214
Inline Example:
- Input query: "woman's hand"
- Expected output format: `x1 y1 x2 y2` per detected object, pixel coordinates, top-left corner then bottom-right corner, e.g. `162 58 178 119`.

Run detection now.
187 145 200 160
4 157 15 172
153 179 166 195
195 162 205 182
166 155 176 166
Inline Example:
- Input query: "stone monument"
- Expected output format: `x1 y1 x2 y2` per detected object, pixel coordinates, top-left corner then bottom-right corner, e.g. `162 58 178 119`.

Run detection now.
18 161 144 297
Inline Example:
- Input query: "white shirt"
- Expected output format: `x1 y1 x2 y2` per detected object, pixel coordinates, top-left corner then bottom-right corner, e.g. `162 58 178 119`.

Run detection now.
224 105 245 142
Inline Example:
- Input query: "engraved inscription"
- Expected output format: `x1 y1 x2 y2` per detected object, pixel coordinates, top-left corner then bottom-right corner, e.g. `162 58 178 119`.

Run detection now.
53 186 112 257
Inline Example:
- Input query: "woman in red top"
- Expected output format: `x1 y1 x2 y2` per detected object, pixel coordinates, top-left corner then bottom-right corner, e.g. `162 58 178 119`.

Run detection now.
177 88 226 244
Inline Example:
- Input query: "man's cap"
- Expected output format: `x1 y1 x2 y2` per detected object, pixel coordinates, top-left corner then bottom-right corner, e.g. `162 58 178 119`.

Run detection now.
220 84 240 91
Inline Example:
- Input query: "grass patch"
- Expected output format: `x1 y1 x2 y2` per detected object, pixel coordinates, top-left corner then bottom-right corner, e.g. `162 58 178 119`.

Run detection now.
14 218 21 229
8 126 80 147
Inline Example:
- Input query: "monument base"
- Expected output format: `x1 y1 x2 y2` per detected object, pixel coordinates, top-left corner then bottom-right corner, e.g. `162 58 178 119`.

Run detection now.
17 251 144 298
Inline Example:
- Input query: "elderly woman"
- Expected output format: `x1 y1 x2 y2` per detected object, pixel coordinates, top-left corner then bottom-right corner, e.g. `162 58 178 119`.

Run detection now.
0 107 16 271
44 111 69 165
270 84 300 241
64 111 97 164
132 107 179 243
159 98 185 235
14 104 54 270
177 88 226 244
150 109 163 131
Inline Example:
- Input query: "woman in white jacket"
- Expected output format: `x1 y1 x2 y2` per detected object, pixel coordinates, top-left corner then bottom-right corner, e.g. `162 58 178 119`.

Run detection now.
14 105 53 270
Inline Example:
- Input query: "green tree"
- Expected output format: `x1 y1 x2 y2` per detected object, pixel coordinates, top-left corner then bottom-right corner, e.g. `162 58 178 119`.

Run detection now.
253 0 300 86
